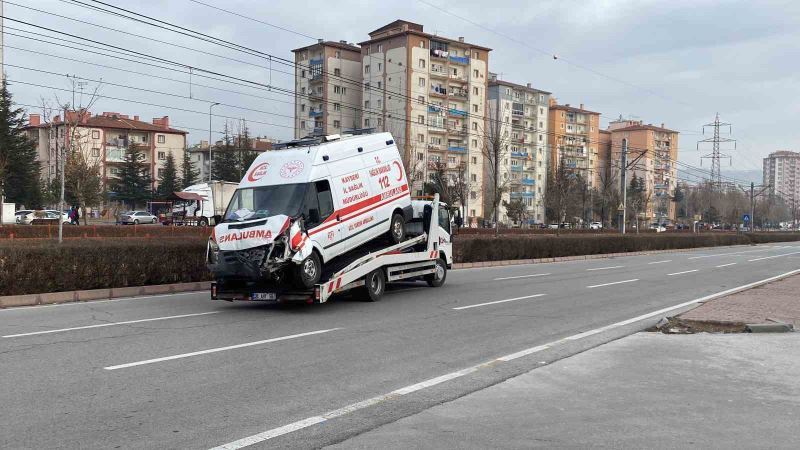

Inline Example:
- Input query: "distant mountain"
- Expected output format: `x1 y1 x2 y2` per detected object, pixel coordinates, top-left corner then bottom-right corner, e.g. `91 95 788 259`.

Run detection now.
721 169 763 185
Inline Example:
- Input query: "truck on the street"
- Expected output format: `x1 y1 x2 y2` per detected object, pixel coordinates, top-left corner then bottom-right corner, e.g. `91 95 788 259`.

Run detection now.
171 181 238 226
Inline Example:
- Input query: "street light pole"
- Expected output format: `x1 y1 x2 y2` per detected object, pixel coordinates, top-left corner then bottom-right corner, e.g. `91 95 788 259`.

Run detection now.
620 138 628 234
208 102 220 183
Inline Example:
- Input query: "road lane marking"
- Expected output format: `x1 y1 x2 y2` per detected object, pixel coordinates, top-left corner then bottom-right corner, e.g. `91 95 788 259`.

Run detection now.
586 279 638 289
453 294 546 310
493 273 550 281
586 265 625 271
104 328 340 370
667 269 699 276
210 268 800 449
0 291 203 313
688 248 776 259
648 260 672 265
2 311 221 338
748 251 800 262
716 263 738 268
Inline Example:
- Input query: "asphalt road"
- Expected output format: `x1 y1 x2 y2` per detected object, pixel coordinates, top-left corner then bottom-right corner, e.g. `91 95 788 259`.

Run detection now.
1 242 799 449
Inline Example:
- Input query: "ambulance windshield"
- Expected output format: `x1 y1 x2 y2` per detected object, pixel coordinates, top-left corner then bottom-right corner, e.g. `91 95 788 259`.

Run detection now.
224 184 307 222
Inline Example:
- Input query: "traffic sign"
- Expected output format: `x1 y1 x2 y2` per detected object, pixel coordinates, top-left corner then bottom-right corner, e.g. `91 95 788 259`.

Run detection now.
743 214 751 223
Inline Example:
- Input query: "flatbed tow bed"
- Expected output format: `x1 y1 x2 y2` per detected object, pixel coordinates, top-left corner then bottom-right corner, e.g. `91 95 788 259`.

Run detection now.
211 196 448 304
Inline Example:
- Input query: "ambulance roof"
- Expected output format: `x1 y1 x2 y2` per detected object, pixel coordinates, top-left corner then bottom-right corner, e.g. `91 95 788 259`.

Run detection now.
237 132 396 188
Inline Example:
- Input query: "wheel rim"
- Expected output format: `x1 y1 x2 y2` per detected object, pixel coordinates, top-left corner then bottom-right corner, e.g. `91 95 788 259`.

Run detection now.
303 258 317 278
393 219 403 239
435 262 445 280
370 273 382 294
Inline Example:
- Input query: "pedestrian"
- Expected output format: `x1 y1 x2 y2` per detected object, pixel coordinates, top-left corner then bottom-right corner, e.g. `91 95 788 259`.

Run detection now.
454 214 463 234
70 206 79 225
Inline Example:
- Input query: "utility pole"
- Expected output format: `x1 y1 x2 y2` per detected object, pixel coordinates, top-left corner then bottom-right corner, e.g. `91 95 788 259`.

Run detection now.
619 138 628 234
739 181 770 231
698 113 735 190
58 105 67 244
208 102 219 182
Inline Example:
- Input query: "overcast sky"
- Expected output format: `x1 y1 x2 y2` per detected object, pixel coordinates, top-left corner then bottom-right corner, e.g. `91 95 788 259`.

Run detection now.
5 0 799 181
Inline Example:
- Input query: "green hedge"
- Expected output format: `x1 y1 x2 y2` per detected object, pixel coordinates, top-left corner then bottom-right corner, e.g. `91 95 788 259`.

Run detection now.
0 239 210 296
0 224 210 239
454 233 800 263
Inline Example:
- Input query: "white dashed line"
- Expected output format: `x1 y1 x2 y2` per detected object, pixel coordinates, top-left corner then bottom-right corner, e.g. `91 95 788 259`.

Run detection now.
667 269 699 276
586 279 638 289
748 251 800 262
716 263 737 268
453 294 546 310
2 311 221 338
647 260 672 265
104 328 340 370
586 265 625 271
493 273 550 281
688 248 776 259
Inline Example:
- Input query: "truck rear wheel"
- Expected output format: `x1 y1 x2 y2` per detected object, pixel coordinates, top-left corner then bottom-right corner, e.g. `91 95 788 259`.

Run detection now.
294 252 321 289
425 258 447 287
362 268 386 302
388 213 406 244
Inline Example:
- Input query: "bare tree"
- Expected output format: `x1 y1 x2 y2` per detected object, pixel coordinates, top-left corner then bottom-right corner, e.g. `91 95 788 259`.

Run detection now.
402 142 425 196
597 168 619 228
544 157 581 236
481 107 511 234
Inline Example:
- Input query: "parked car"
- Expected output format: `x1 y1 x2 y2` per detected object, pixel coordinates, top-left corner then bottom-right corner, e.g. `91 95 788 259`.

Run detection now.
589 221 603 230
119 211 158 224
649 223 666 232
18 210 71 225
14 210 33 224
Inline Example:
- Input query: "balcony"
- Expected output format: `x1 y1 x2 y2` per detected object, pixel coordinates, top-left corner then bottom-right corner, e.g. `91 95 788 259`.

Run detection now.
450 89 468 99
448 146 467 153
511 151 528 158
309 109 323 118
512 109 524 116
428 105 443 113
430 67 448 78
521 178 535 186
449 74 467 83
309 90 323 100
449 55 470 65
313 126 323 134
430 87 447 97
511 191 535 198
449 126 468 136
309 58 323 66
511 165 523 172
427 143 445 151
448 108 467 117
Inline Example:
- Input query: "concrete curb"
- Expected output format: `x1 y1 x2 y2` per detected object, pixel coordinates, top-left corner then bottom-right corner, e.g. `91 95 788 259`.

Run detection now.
0 281 211 309
451 243 759 269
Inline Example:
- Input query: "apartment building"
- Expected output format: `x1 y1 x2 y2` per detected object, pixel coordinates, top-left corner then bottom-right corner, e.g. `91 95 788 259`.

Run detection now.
358 20 491 223
487 74 550 224
188 136 278 181
24 111 187 192
293 40 363 138
608 119 680 223
548 100 602 189
763 150 800 203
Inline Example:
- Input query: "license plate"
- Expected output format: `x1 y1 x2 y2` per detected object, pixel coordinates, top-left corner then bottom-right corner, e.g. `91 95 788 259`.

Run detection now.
251 292 277 301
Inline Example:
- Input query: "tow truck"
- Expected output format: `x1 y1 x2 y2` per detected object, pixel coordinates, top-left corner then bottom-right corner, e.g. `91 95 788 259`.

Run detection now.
210 195 452 304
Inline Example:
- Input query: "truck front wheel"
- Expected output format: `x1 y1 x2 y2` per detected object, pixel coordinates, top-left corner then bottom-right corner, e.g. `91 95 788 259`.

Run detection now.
294 252 321 289
362 268 385 302
425 258 447 287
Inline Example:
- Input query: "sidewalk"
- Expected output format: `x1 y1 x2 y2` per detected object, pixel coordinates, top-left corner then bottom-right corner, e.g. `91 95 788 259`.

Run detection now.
331 277 800 449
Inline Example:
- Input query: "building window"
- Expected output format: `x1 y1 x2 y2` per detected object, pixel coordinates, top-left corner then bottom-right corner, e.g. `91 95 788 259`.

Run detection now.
472 139 477 147
158 135 165 144
419 59 426 68
418 95 425 104
301 70 306 78
420 41 426 49
301 120 306 129
334 68 340 76
365 65 370 74
377 81 382 89
334 85 342 94
158 151 166 160
418 133 424 143
335 50 341 58
473 104 478 113
561 111 565 118
377 44 383 53
471 174 477 182
418 115 425 124
334 103 341 111
471 156 477 164
334 120 341 128
473 69 479 78
91 147 100 157
474 51 480 58
419 77 426 87
472 122 478 131
377 99 382 108
91 130 100 139
158 168 165 178
364 118 370 127
560 124 564 129
473 87 478 95
377 62 382 71
365 100 370 108
301 104 306 111
377 118 382 127
418 152 424 161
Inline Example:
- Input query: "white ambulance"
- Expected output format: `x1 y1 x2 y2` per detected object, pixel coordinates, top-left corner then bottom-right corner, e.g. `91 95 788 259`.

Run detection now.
209 132 412 288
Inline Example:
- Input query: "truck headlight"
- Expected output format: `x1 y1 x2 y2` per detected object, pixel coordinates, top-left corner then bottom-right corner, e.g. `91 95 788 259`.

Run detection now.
208 238 220 264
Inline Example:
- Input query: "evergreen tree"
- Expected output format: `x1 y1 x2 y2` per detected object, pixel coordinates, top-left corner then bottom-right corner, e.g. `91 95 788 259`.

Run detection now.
157 153 180 199
211 123 240 182
0 80 42 212
181 148 199 188
235 121 259 179
112 143 151 209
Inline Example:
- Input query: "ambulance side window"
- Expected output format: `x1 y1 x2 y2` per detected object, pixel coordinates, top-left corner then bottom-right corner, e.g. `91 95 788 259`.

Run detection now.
315 180 334 219
303 180 333 227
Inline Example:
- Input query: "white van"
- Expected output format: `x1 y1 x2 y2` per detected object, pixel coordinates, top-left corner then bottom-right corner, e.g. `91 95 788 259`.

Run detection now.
210 132 412 288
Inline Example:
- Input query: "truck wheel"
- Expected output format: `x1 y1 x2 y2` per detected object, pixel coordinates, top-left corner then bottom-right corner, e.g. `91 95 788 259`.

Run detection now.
362 268 385 302
198 217 209 227
295 252 321 289
388 213 406 244
425 258 447 287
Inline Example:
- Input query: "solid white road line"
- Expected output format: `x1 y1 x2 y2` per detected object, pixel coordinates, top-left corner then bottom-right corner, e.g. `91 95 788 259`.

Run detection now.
453 294 546 310
493 273 550 281
2 311 221 338
687 247 777 259
209 268 800 450
0 291 202 313
667 269 699 276
586 279 638 289
748 251 800 262
647 260 672 265
716 263 738 268
586 265 625 271
104 328 340 370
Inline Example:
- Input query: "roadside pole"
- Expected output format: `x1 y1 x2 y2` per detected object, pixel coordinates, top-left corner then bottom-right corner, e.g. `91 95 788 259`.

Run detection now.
58 106 67 243
620 138 628 234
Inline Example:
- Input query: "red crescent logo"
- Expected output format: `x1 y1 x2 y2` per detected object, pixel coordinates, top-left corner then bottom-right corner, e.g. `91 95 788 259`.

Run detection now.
392 160 404 181
247 162 269 182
